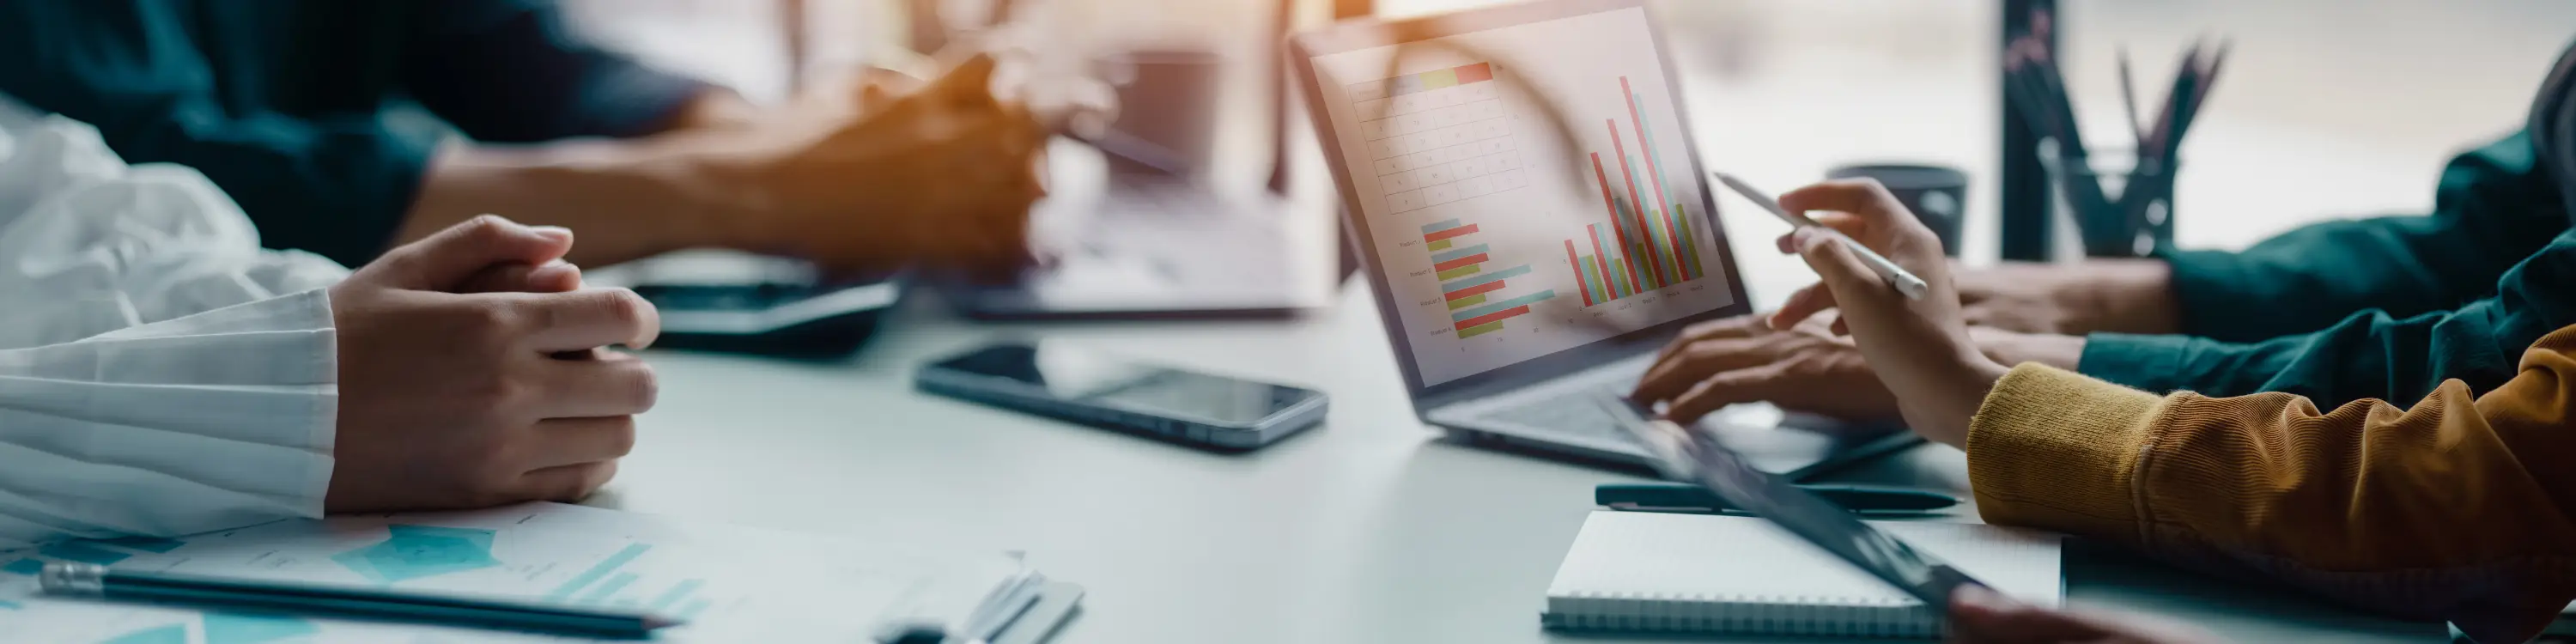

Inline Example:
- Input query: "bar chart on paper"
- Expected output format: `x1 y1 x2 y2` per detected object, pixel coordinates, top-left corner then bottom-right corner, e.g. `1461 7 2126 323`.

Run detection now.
1564 76 1705 307
1424 218 1556 338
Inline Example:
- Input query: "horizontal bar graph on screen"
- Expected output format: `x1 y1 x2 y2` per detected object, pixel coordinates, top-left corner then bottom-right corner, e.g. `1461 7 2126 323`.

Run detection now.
1421 217 1556 339
1563 76 1707 307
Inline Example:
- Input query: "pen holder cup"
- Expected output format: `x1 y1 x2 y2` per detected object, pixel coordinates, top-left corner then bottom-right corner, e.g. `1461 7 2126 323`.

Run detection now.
2039 143 2177 258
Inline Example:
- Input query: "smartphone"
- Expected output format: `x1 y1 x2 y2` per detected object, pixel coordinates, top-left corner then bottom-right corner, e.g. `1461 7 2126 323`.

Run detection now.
914 341 1329 451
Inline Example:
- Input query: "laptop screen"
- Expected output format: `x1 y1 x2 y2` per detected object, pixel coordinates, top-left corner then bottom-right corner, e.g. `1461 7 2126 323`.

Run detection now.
1303 2 1740 388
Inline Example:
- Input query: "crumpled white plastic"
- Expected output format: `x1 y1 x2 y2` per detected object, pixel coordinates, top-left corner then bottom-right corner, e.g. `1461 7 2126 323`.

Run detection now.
0 97 349 550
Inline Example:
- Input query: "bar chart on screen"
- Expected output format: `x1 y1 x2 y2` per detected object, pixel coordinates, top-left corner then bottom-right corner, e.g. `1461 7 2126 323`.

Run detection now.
1564 76 1706 307
1424 217 1556 339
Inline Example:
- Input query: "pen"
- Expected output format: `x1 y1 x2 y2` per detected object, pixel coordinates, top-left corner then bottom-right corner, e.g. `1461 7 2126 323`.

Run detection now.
1597 483 1959 515
1711 172 1929 300
40 562 681 639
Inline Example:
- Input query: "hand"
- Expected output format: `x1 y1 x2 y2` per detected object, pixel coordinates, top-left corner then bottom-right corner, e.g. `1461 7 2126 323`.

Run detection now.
1957 259 2179 335
1631 313 1902 423
1949 586 2224 644
737 54 1048 276
1767 179 2006 447
325 216 661 512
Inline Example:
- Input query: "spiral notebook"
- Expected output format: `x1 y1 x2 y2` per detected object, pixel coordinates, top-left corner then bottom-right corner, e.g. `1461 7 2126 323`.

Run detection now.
1544 511 2063 638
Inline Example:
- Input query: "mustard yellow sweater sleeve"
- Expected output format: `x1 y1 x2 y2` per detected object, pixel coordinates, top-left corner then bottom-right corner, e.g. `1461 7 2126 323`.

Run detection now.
1967 325 2576 644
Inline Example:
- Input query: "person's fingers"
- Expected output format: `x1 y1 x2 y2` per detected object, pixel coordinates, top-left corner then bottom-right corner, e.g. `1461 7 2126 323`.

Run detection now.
1777 179 1899 222
1654 315 1767 366
532 351 659 418
1795 228 1887 299
370 216 574 291
514 289 661 351
1632 337 1773 404
521 416 641 470
1662 363 1792 423
459 260 582 295
1830 317 1850 336
515 460 619 503
1768 283 1842 331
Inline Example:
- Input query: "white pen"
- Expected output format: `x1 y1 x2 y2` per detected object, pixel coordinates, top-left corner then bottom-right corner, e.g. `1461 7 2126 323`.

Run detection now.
1710 172 1929 301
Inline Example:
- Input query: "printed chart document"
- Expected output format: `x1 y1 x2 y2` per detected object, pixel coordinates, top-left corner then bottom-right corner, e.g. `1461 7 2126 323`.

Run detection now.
0 502 1038 643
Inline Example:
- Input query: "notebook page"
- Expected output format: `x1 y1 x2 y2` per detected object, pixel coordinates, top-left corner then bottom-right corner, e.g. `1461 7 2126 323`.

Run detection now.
1548 511 2063 609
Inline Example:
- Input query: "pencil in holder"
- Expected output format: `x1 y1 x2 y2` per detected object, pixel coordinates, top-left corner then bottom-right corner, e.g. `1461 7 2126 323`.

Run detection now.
2039 141 2176 258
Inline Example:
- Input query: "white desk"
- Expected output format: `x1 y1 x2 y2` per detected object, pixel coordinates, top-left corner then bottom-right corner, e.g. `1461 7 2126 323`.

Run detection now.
599 275 2440 642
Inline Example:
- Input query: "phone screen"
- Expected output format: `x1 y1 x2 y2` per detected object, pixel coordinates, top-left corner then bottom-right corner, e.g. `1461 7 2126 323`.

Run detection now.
930 343 1320 426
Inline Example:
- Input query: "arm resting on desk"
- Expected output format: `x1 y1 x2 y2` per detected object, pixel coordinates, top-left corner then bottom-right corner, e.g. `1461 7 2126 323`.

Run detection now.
2151 131 2566 343
2080 228 2576 406
1967 326 2576 644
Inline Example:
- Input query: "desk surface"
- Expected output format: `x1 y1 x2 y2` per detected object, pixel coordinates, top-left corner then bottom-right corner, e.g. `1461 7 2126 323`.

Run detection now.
601 281 2438 644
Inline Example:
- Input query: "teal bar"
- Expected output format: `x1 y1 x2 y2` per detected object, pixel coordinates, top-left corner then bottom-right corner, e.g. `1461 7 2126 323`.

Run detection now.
1430 244 1489 263
0 599 18 610
578 571 640 605
1450 289 1558 322
2 558 42 575
1440 264 1529 293
648 579 704 611
1420 218 1462 234
546 543 652 600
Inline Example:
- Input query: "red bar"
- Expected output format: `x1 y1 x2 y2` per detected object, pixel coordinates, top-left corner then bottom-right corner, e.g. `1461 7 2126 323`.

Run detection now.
1454 62 1493 84
1443 280 1507 301
1586 223 1615 298
1609 119 1669 288
1564 240 1593 307
1454 305 1532 330
1431 252 1489 272
1424 223 1480 242
1621 76 1686 274
1589 154 1643 295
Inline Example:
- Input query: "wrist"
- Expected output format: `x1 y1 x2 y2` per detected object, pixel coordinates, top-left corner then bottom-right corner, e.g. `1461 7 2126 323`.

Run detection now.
1973 327 2087 370
2071 258 2180 334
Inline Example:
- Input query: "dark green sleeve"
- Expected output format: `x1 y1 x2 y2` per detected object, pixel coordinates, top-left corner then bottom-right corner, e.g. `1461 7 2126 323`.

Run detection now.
0 0 429 268
2154 131 2567 343
2081 228 2576 406
400 0 714 143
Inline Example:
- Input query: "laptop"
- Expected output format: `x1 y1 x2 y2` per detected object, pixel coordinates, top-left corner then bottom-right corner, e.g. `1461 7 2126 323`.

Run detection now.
1287 0 1918 477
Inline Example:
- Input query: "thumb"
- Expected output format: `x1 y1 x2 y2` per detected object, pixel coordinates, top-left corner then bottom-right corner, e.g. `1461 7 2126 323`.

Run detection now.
370 216 574 291
1795 228 1883 298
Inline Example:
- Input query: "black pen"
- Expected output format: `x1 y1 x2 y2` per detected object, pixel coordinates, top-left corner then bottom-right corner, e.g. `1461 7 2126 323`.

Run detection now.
40 563 682 639
1597 483 1959 516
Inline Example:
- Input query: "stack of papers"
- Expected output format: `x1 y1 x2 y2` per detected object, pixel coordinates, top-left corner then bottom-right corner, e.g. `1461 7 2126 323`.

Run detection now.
0 502 1038 642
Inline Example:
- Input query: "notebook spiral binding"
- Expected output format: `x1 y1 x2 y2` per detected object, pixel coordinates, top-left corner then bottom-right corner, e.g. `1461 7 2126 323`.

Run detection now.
1541 590 1944 639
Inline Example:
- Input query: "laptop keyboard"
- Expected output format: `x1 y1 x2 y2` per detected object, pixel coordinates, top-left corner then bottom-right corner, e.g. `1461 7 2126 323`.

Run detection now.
1478 385 1631 440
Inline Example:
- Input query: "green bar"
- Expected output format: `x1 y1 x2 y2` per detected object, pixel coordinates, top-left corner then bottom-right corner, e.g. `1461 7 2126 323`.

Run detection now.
1447 294 1487 310
1420 69 1460 88
1436 264 1481 281
1577 256 1603 305
1427 239 1453 252
1610 260 1633 298
1457 320 1505 338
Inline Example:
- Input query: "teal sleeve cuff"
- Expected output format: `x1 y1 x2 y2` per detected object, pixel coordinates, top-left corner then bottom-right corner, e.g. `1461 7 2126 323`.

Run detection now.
2156 247 2254 337
2076 332 2195 394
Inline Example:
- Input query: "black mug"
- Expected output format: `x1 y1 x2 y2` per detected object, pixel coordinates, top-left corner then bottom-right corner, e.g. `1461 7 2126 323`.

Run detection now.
1826 163 1969 257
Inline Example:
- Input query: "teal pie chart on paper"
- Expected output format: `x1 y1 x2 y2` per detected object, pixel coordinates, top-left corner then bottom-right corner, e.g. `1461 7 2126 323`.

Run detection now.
99 613 318 644
329 525 501 585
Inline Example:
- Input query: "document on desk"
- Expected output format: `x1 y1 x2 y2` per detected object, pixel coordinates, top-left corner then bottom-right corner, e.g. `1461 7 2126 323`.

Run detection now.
0 502 1040 643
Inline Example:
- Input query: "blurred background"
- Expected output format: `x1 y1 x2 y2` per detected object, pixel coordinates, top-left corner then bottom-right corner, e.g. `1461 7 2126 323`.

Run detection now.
561 0 2576 274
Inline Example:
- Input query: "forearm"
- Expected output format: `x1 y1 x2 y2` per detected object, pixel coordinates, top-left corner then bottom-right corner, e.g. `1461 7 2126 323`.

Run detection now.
400 134 766 266
1968 349 2576 643
0 292 339 549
